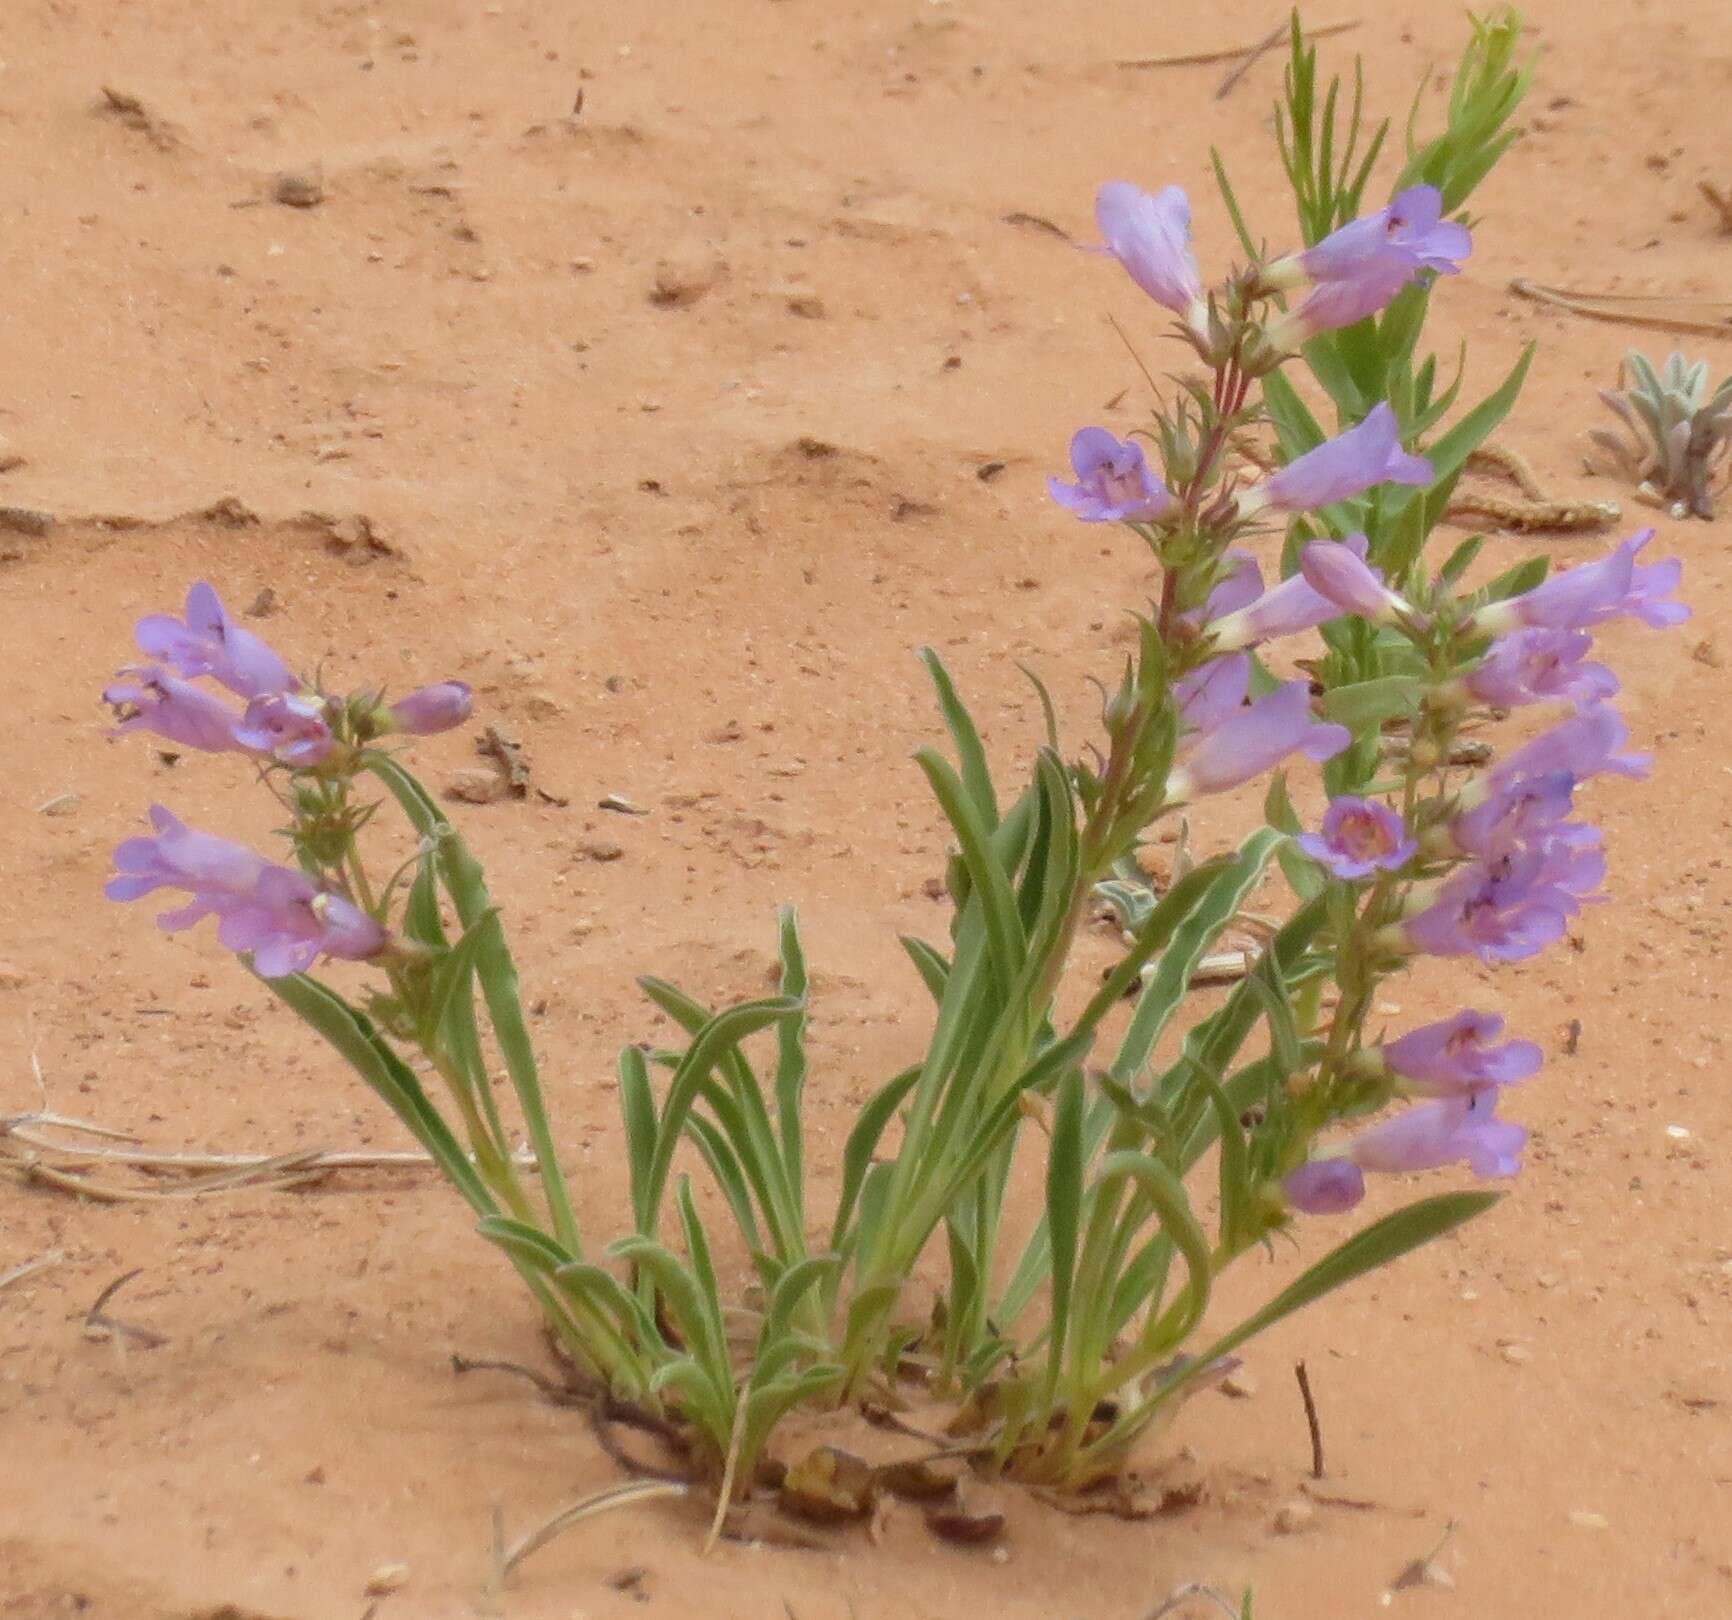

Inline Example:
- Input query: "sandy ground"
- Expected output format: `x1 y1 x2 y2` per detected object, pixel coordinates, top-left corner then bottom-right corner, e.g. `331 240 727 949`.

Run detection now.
3 1 1731 1616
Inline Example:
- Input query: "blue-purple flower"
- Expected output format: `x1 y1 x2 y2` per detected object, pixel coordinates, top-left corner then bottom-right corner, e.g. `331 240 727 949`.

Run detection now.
1297 796 1416 879
1470 529 1687 636
1298 536 1415 623
1448 770 1579 858
1463 627 1619 708
103 667 248 754
1285 1087 1525 1214
1174 653 1251 733
1092 182 1207 331
387 681 474 736
135 582 297 699
234 692 337 766
1396 847 1582 962
107 806 386 977
1235 405 1432 517
1048 428 1174 523
1204 536 1375 650
1263 186 1471 349
1379 1010 1543 1095
1487 703 1652 787
1167 680 1349 801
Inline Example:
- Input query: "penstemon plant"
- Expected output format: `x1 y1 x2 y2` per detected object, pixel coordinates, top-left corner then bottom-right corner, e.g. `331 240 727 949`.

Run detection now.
98 10 1687 1504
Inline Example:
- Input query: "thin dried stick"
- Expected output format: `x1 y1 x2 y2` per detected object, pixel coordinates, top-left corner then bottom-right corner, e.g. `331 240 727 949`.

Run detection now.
0 1248 63 1293
496 1480 688 1583
1141 1585 1246 1620
1215 22 1286 100
1116 19 1359 70
85 1268 168 1349
1510 278 1732 337
1295 1360 1325 1479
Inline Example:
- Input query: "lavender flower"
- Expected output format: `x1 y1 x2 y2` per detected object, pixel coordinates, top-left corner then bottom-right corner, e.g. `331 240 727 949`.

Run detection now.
1345 1088 1526 1178
106 805 270 928
1093 182 1207 331
1379 1010 1543 1095
1190 550 1264 627
1167 681 1349 801
1235 405 1431 517
1286 1087 1525 1215
1463 628 1619 708
1263 186 1471 349
215 868 388 977
234 692 337 766
387 681 474 736
1205 536 1373 650
1449 770 1579 858
1283 1158 1366 1215
1048 428 1174 523
1470 529 1687 636
1174 653 1251 733
107 807 386 977
1298 537 1415 623
1396 848 1580 962
104 668 247 754
1487 703 1652 787
1297 796 1415 879
135 581 297 699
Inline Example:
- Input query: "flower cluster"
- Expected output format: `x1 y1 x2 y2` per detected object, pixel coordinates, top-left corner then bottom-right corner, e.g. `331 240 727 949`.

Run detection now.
103 583 473 976
1046 177 1686 1218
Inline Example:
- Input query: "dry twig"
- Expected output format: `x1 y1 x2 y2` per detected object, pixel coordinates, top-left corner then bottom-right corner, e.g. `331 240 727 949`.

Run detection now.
1115 19 1359 70
1510 278 1732 338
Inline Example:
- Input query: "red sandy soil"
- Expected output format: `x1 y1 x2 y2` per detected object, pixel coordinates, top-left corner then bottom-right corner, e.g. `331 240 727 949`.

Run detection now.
2 2 1730 1616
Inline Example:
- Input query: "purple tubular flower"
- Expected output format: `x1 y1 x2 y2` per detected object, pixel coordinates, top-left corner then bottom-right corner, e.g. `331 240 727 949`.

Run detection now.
1048 428 1174 523
215 869 388 978
1296 795 1416 879
1345 1088 1526 1179
1174 653 1251 732
135 582 298 699
1093 182 1206 329
388 680 474 735
1450 770 1578 858
1205 536 1373 651
1189 550 1263 627
1489 703 1651 786
1237 405 1432 517
233 692 336 766
103 667 247 753
106 805 270 929
1298 536 1414 623
1168 681 1350 801
107 807 386 977
1264 186 1471 347
1398 848 1578 963
1284 1158 1366 1215
1470 529 1688 636
1464 628 1619 708
1380 1010 1543 1095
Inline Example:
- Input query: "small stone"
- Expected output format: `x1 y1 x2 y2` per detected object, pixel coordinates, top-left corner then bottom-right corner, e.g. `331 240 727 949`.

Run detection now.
1692 638 1722 669
0 506 53 536
1220 1368 1259 1399
0 963 27 991
443 767 506 804
1568 1508 1608 1531
520 691 567 722
921 876 947 901
597 792 647 815
1273 1499 1314 1535
649 246 728 307
245 586 279 617
1500 1343 1534 1365
705 719 744 744
765 758 807 778
579 840 624 863
364 1562 410 1595
1665 1124 1692 1140
273 169 325 208
784 290 825 318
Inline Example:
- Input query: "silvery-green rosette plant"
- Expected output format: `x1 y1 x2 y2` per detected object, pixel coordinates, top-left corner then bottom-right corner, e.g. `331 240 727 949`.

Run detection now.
98 12 1686 1498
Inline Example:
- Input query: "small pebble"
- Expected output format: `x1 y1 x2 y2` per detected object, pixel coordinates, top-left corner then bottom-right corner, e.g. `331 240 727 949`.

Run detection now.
580 840 624 863
1220 1368 1259 1399
0 963 27 991
444 767 506 804
649 247 727 307
364 1562 410 1595
1500 1343 1534 1365
1273 1499 1314 1535
273 169 325 208
1568 1509 1608 1531
784 290 825 318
